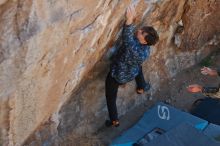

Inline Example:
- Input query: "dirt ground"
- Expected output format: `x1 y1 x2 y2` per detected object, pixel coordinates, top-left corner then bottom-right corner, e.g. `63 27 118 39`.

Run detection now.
96 50 220 146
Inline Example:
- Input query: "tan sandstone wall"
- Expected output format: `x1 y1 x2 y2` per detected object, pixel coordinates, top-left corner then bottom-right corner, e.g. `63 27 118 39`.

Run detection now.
0 0 219 145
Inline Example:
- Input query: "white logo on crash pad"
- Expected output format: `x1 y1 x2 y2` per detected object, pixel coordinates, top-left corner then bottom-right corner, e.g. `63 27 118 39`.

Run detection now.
158 105 170 120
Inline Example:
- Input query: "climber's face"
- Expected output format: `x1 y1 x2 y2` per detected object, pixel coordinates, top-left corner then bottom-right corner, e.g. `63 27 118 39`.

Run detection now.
136 29 148 45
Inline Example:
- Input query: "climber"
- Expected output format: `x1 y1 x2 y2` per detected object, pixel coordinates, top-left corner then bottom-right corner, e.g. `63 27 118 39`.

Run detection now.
187 67 220 98
105 4 159 127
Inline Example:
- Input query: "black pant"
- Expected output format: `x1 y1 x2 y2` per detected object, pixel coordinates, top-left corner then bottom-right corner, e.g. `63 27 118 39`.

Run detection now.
105 67 147 121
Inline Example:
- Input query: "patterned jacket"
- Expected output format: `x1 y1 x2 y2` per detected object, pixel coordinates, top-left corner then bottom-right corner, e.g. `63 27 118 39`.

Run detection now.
110 24 150 84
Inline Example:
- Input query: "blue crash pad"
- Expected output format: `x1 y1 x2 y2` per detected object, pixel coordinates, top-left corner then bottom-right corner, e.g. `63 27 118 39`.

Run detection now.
143 123 220 146
111 102 208 146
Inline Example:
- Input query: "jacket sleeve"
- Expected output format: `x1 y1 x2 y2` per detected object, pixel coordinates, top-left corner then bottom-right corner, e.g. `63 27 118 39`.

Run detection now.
122 24 150 65
122 24 136 48
122 24 143 56
202 85 220 98
202 86 219 93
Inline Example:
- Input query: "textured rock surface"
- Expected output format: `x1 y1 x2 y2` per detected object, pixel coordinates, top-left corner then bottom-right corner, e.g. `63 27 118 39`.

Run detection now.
0 0 219 145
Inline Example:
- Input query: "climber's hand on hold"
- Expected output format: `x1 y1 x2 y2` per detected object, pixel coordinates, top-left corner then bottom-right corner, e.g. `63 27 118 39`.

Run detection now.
187 84 203 93
126 4 136 25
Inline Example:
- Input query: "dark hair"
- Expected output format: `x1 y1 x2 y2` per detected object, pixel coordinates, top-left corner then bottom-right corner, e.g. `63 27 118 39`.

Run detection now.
142 26 159 46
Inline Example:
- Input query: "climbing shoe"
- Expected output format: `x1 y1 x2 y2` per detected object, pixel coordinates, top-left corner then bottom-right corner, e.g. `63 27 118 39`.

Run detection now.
105 120 120 127
136 83 151 94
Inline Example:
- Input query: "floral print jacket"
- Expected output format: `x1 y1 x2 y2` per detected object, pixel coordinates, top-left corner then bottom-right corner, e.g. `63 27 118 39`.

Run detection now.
110 24 150 84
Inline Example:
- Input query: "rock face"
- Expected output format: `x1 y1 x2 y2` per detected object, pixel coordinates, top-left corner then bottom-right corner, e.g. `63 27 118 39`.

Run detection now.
0 0 219 145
